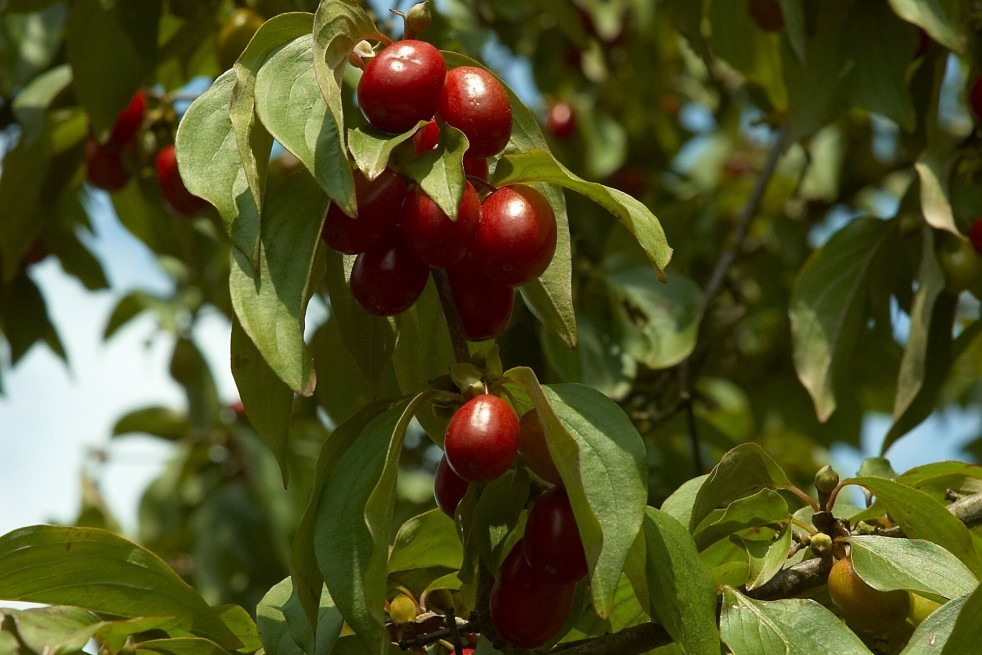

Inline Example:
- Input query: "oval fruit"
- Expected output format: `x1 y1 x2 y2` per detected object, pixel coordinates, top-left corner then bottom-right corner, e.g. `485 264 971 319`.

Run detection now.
349 238 429 316
321 169 407 255
433 454 469 517
476 185 557 287
401 181 481 268
358 40 447 134
438 66 512 157
523 488 588 583
518 409 562 485
446 260 514 341
444 394 519 481
828 556 910 634
86 140 129 191
156 144 208 215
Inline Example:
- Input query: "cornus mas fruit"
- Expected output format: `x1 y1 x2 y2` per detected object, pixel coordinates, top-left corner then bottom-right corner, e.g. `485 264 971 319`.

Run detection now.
518 409 562 485
439 66 513 157
546 101 575 139
970 218 982 255
446 260 514 341
156 144 208 215
107 90 146 145
433 454 469 517
463 156 489 181
523 488 588 583
444 394 519 481
476 185 558 287
358 40 446 134
349 237 429 317
401 181 481 268
490 538 576 648
86 141 129 191
828 556 910 634
321 169 407 255
412 119 440 153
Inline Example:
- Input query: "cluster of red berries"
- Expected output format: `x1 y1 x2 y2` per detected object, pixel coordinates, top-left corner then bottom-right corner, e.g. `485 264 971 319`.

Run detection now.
323 39 557 340
432 395 587 648
85 91 207 216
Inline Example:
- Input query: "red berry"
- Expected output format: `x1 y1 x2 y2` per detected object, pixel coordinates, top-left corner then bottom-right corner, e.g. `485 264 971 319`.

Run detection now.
156 144 208 215
349 238 429 316
444 394 519 482
446 260 514 341
970 74 982 122
969 218 982 255
401 181 481 269
86 140 129 191
438 66 512 158
490 539 575 648
518 409 562 485
546 101 575 139
915 27 931 59
357 40 447 134
433 454 469 517
321 169 407 254
523 488 588 583
413 119 440 154
463 156 489 181
108 90 146 146
476 185 557 287
748 0 784 32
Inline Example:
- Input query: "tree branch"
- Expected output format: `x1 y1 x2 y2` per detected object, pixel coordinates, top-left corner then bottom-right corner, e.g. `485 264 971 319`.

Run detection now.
948 492 982 528
433 268 471 364
744 556 834 601
549 622 671 655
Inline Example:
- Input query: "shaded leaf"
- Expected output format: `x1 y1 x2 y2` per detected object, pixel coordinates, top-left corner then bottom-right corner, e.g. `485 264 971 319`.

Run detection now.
849 535 978 600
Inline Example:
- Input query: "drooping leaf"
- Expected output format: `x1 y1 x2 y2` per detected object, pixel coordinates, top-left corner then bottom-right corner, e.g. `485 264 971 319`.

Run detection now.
693 489 789 550
257 577 343 655
743 524 793 591
393 124 468 221
111 405 189 441
0 271 66 364
888 0 966 53
0 606 103 655
660 474 709 528
347 123 423 182
900 591 971 655
388 509 463 574
915 142 960 236
848 535 977 600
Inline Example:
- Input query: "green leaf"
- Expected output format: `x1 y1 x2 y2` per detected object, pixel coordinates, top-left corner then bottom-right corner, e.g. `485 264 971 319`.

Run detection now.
230 316 294 484
540 307 635 399
660 474 709 528
900 591 971 654
0 525 239 648
388 509 463 574
229 167 328 395
111 406 189 441
505 369 648 618
846 477 982 576
790 216 891 421
394 124 468 220
626 508 720 655
347 123 422 182
176 70 261 260
688 443 791 532
0 5 66 98
693 489 789 550
0 124 51 281
229 13 313 265
463 468 530 574
134 637 232 655
719 586 872 655
743 524 793 591
257 577 343 655
888 0 966 53
0 606 103 655
915 142 960 236
255 32 354 211
848 535 978 600
0 271 66 364
313 395 430 655
492 148 672 279
310 316 380 424
391 278 455 395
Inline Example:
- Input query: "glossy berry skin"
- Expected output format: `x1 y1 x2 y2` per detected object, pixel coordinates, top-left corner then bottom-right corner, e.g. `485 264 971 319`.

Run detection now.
401 181 481 268
476 185 557 287
546 101 575 139
828 556 910 634
358 40 447 134
970 218 982 255
349 238 429 317
446 260 514 341
463 157 489 181
971 74 982 122
413 119 440 153
156 145 208 215
321 169 407 254
108 90 146 146
86 140 129 191
433 454 469 517
518 409 562 485
523 489 588 583
444 394 519 482
439 66 512 158
490 539 576 648
748 0 784 32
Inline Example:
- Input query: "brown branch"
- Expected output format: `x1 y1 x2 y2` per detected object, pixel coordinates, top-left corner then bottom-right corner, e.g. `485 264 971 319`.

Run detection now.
948 492 982 528
745 556 834 601
549 622 671 655
433 268 471 364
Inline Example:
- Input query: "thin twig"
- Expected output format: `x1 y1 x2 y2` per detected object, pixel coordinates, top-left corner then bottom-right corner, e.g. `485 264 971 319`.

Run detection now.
433 268 471 364
549 622 672 655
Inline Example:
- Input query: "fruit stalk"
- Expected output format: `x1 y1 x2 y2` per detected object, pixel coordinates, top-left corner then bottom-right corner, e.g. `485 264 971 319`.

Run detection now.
433 267 472 364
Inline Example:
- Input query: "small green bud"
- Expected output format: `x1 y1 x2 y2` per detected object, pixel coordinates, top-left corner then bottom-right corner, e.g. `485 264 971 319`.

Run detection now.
389 594 417 625
810 532 833 555
405 1 433 35
815 465 840 495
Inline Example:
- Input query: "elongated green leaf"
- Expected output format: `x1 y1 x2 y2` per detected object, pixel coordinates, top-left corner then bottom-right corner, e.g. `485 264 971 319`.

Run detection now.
688 443 791 532
314 394 430 655
347 123 422 182
743 525 793 591
694 489 789 550
229 167 328 395
505 369 647 618
900 592 970 654
790 216 891 421
0 606 103 655
848 535 978 600
0 525 238 647
391 278 454 395
916 143 960 236
927 584 982 655
0 270 66 364
493 148 671 279
111 405 189 441
230 13 312 265
257 577 342 655
626 508 720 655
388 509 463 574
847 477 982 576
135 637 231 655
888 0 965 53
394 125 468 220
463 468 530 574
661 474 709 528
230 317 294 484
719 586 872 655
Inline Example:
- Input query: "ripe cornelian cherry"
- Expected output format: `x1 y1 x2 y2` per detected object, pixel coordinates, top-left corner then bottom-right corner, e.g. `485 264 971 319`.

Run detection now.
523 488 588 583
444 394 519 482
476 185 557 287
518 409 562 485
321 169 407 255
433 454 469 517
86 141 129 191
970 218 982 255
349 237 429 317
413 119 440 153
463 156 489 181
357 40 446 134
401 181 481 268
970 74 982 121
546 101 575 139
108 90 146 145
446 260 514 341
490 538 576 648
156 144 208 215
438 66 512 158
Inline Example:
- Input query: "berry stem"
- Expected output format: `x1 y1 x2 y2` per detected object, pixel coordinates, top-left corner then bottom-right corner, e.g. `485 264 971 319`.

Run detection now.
433 268 472 364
